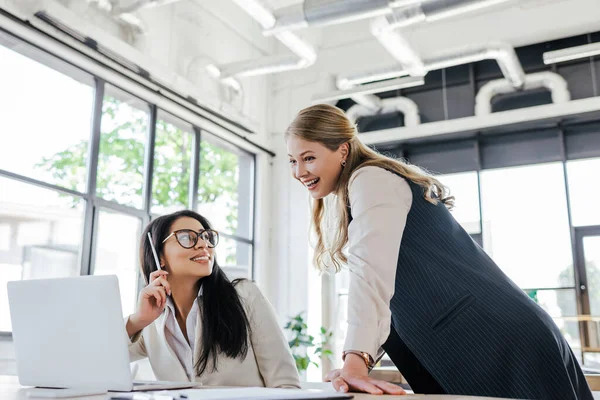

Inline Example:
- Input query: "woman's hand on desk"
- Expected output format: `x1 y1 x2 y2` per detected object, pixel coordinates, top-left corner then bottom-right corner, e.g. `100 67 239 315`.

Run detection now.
126 270 171 336
325 355 406 396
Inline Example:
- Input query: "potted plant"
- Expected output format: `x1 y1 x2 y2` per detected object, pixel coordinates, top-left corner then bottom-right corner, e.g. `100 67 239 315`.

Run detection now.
284 312 334 380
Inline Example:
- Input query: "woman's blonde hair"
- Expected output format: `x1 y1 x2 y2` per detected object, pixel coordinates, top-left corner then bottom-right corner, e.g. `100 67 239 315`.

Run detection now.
285 104 454 272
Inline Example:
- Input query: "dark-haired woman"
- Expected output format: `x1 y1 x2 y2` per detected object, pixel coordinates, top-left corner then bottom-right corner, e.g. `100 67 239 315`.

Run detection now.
125 210 300 388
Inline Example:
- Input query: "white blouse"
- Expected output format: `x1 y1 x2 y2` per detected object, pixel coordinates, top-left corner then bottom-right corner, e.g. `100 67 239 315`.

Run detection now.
343 166 413 361
162 286 202 380
128 280 300 388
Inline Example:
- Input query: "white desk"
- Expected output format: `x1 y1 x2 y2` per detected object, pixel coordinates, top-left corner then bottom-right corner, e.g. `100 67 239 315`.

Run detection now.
0 375 515 400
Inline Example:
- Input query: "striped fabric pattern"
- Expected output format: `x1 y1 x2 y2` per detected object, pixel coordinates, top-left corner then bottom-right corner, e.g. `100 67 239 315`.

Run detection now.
385 176 592 400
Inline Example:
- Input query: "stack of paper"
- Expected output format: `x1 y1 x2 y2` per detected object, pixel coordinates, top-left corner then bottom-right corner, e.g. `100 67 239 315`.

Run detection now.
178 387 353 400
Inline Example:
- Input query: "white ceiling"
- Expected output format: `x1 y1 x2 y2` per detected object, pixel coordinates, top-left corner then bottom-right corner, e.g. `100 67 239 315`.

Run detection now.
220 0 600 62
263 0 303 10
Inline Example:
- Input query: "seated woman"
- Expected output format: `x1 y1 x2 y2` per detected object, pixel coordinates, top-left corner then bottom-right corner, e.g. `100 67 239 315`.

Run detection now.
126 210 300 388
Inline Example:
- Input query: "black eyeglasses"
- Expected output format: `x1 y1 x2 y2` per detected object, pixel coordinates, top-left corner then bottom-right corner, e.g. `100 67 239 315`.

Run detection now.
162 229 219 249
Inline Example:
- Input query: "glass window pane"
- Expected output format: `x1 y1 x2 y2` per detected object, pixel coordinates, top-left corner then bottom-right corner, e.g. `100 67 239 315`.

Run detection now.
0 33 93 192
217 237 252 280
0 177 84 331
152 111 194 214
197 133 254 239
567 158 600 227
480 163 573 288
93 209 142 316
437 171 481 234
528 289 581 355
333 269 351 367
97 86 149 209
583 236 600 316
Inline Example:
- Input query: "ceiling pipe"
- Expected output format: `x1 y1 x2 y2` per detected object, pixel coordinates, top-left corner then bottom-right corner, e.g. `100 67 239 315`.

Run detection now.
347 97 421 127
336 41 525 94
427 42 525 87
331 42 524 116
336 77 383 111
366 0 518 85
543 41 600 65
313 75 425 103
370 14 426 77
110 0 181 15
385 0 512 30
475 71 570 116
206 0 317 83
340 1 518 117
264 0 511 36
263 0 421 36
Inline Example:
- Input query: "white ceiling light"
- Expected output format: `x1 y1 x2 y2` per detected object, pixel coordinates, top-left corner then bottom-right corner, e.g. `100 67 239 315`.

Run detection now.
543 42 600 64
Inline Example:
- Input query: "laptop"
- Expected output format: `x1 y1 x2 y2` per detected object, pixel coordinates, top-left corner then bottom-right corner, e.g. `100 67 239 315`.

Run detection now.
7 275 196 392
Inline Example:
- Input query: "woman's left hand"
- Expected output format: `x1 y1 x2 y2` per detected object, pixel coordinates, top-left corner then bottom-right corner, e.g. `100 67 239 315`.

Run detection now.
324 368 406 395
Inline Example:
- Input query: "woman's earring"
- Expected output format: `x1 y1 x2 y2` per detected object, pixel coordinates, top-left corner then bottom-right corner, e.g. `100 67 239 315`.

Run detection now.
341 159 347 167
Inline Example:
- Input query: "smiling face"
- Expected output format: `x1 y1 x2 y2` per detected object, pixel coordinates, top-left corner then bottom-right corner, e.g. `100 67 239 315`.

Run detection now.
287 135 347 199
160 216 215 279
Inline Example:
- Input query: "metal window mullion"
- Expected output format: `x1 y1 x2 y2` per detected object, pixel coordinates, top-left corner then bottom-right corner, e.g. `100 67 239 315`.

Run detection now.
190 127 201 210
220 232 253 245
577 226 600 236
93 196 149 219
560 128 582 305
81 77 104 276
0 169 86 198
136 212 152 298
521 286 577 292
474 137 484 237
560 126 590 354
142 104 157 213
251 153 257 280
574 228 591 316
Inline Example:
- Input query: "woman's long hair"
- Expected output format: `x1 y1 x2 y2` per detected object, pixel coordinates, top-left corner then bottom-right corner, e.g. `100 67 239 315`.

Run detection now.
139 210 250 375
285 104 454 273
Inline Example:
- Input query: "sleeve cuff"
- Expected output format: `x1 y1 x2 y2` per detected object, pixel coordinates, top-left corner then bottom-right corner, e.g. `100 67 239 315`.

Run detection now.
343 322 388 362
124 316 143 344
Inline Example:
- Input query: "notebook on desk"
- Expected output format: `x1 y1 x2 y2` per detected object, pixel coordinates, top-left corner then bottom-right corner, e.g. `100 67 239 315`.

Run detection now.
8 275 197 392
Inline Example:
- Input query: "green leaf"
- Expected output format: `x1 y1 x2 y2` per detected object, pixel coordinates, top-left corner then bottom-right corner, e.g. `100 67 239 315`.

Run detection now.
34 96 239 232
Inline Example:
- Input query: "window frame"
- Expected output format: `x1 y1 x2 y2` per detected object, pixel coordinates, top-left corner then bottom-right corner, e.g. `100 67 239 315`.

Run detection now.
0 30 258 335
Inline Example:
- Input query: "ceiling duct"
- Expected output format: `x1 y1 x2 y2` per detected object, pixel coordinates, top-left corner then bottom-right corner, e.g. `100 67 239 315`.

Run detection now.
263 0 422 35
206 0 317 88
475 71 570 116
347 97 421 127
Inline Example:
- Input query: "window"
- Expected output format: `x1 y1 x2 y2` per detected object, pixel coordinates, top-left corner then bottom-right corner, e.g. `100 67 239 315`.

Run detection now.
197 132 254 278
480 163 573 289
333 269 350 368
567 158 600 227
0 177 84 331
92 210 142 317
480 163 580 353
97 86 150 209
0 31 258 336
152 112 194 214
583 236 600 316
0 32 94 193
436 171 481 234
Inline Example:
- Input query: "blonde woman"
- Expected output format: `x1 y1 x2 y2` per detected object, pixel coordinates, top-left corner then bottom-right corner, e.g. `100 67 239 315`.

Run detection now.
285 104 592 399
